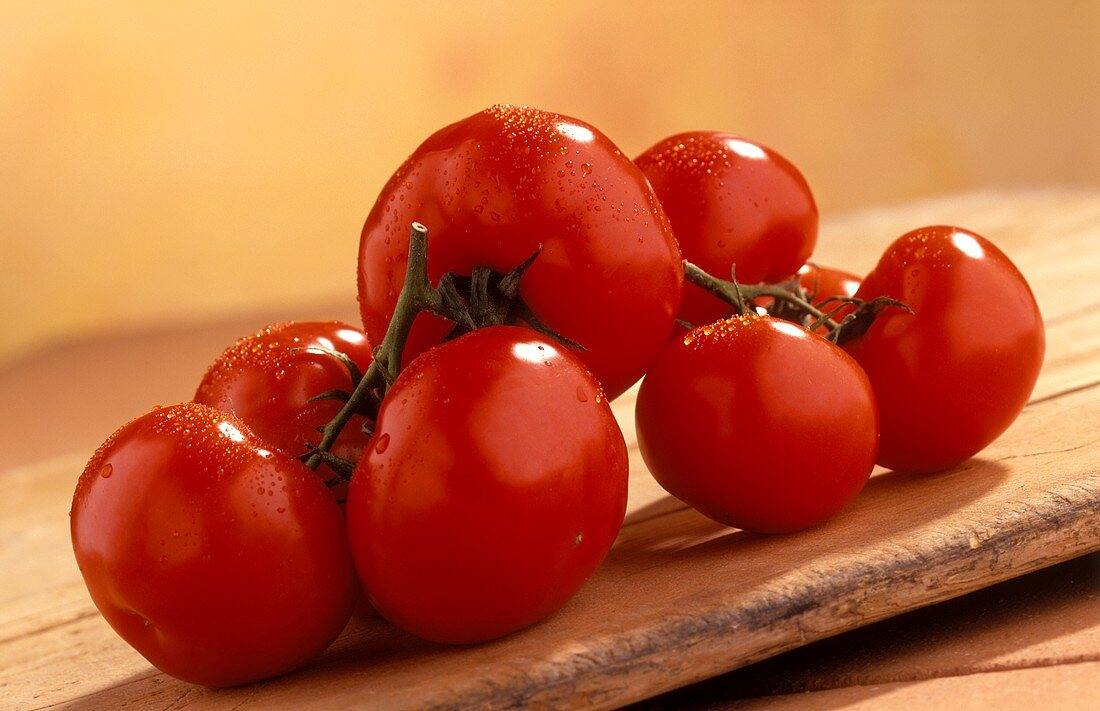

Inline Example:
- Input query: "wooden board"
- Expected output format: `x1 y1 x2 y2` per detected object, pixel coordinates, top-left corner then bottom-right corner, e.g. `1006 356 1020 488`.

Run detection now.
3 189 1100 710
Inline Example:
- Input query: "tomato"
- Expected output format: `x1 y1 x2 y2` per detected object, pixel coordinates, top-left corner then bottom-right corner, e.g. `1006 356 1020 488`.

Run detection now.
194 321 374 477
357 105 683 400
636 314 877 533
346 326 628 643
797 263 862 325
635 132 817 327
843 226 1044 474
71 403 357 687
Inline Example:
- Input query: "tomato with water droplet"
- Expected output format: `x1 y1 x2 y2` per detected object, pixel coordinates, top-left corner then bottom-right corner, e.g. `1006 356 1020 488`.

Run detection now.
843 225 1044 473
71 402 357 687
194 321 374 497
357 105 683 400
346 326 628 643
636 314 877 533
635 132 817 327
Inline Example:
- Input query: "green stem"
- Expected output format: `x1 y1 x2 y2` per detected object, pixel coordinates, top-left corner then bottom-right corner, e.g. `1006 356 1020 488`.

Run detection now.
305 222 471 471
682 261 748 315
683 260 840 330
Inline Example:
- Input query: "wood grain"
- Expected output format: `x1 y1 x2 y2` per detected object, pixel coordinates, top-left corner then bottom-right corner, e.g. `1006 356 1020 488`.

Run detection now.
2 189 1099 710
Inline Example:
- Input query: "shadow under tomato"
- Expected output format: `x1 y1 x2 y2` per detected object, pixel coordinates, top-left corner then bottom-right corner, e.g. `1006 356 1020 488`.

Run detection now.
63 615 436 709
603 458 1011 583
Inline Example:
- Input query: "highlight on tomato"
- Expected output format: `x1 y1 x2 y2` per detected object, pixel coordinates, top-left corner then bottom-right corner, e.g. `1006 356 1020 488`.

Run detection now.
357 104 684 400
842 225 1044 474
635 313 878 534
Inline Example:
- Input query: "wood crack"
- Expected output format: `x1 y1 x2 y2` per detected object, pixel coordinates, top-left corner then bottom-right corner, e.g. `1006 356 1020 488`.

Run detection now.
0 609 99 646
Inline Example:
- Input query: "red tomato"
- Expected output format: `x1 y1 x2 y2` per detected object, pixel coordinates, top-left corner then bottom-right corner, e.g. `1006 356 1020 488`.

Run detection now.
357 105 683 400
636 314 877 533
194 321 374 472
71 403 357 687
346 326 628 643
798 263 862 325
843 226 1044 474
635 132 818 327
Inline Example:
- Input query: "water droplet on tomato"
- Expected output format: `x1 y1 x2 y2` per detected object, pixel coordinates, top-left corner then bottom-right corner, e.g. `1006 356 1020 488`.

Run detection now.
99 463 113 478
374 433 391 454
580 162 592 176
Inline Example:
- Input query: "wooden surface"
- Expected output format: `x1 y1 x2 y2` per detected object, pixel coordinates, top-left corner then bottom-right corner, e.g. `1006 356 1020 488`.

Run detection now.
2 189 1099 709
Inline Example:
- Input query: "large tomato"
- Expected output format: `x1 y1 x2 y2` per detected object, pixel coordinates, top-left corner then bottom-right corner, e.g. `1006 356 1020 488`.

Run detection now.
843 226 1044 474
636 314 878 533
346 326 628 643
357 105 683 400
635 132 817 327
71 403 357 687
194 321 374 474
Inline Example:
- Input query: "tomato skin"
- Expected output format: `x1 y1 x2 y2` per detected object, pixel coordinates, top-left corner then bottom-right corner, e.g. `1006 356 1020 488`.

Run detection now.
635 132 817 327
346 326 628 643
194 321 374 468
843 226 1044 474
636 314 877 533
357 105 683 400
71 403 357 687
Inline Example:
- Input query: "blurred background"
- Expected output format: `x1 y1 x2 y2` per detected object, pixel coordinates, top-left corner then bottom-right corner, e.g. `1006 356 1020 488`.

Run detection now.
2 0 1099 364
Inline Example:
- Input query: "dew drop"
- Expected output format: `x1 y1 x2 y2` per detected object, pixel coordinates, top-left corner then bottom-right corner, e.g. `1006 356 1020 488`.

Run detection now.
99 463 113 479
374 433 391 454
580 163 592 176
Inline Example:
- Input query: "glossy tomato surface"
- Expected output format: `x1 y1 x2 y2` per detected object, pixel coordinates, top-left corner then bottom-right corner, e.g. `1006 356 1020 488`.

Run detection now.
194 321 374 469
635 132 817 327
357 105 683 400
71 403 357 687
636 314 877 533
843 226 1044 474
346 326 628 643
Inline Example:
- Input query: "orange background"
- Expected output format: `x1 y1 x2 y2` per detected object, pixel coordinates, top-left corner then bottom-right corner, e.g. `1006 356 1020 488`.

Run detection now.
3 1 1098 363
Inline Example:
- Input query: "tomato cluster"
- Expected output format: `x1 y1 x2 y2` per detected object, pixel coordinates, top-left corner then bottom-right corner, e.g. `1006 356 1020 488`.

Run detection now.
71 105 1043 688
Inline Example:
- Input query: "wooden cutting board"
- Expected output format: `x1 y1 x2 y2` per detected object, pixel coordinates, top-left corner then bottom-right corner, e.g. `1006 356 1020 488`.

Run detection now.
2 189 1099 710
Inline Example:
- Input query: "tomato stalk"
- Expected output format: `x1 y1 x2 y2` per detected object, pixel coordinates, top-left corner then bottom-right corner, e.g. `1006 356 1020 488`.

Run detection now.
305 223 471 471
682 260 910 343
305 222 579 476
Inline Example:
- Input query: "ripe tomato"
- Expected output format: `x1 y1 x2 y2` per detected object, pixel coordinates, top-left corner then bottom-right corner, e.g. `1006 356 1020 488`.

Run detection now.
71 403 357 687
194 321 374 474
843 226 1044 474
636 314 878 533
357 105 683 400
797 263 862 325
635 132 817 327
346 326 628 643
